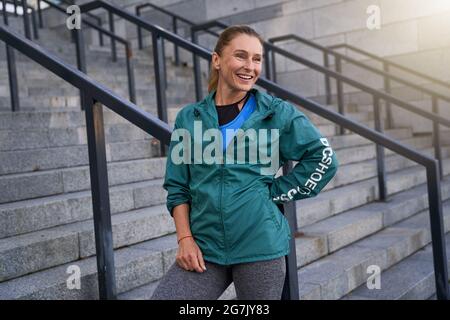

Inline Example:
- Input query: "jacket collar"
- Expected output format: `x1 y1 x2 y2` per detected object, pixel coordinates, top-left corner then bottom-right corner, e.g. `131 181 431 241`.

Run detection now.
198 87 278 127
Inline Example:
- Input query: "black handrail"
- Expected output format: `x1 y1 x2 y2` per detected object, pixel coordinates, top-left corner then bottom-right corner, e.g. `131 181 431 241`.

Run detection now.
135 1 220 65
268 34 450 146
78 0 449 300
1 0 19 111
0 24 171 300
37 0 136 104
191 20 450 180
329 43 450 91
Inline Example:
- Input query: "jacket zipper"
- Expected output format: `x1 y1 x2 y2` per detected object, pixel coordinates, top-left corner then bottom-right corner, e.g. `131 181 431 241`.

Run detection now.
197 103 274 265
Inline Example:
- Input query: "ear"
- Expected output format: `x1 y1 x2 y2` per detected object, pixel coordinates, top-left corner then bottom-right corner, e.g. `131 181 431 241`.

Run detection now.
212 52 220 70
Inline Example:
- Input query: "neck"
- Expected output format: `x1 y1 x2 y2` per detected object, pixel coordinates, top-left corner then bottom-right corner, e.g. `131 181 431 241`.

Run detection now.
214 81 248 106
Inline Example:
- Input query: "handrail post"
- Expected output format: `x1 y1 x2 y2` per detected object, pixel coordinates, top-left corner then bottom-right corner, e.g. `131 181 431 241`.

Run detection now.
373 96 387 201
108 10 116 62
271 44 277 83
383 61 393 129
264 44 273 95
22 0 32 40
13 0 17 16
3 0 20 112
191 27 202 101
2 0 8 25
74 28 86 111
30 8 38 39
37 0 43 28
432 96 443 180
152 32 168 157
335 56 345 135
135 6 143 50
426 161 449 300
324 52 331 105
172 17 179 66
97 17 103 46
83 95 117 300
280 160 299 300
125 42 136 103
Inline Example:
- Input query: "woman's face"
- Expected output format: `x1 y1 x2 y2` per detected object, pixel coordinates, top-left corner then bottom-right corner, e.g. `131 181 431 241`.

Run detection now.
213 34 263 93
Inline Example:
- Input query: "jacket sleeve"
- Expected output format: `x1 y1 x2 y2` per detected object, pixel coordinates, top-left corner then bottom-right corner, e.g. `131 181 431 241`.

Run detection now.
269 105 339 204
162 114 191 217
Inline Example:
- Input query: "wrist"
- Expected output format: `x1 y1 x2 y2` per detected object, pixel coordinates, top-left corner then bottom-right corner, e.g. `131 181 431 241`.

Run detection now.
177 235 193 244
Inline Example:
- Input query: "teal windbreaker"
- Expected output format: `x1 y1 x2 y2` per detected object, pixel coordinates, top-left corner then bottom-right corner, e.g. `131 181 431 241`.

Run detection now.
163 88 339 265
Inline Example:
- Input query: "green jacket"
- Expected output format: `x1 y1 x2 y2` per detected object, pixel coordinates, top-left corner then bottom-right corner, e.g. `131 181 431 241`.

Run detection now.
163 88 339 265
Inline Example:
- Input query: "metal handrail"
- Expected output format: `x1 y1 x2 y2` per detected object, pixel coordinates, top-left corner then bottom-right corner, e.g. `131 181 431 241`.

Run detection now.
135 1 219 65
191 20 450 180
270 34 450 103
329 43 450 91
268 34 450 151
0 23 171 300
77 0 448 300
36 0 136 104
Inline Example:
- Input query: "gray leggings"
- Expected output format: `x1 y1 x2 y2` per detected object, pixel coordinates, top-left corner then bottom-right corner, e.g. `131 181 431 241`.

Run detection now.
151 256 286 300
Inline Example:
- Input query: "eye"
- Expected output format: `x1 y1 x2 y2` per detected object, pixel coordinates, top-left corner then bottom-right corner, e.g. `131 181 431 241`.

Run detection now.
235 53 246 60
253 57 262 63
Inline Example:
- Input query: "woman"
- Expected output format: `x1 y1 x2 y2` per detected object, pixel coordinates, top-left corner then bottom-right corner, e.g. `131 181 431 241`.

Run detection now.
151 25 339 300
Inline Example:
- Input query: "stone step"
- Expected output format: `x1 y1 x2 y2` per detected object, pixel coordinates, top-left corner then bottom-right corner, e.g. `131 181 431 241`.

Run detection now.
295 202 450 300
0 129 430 204
0 203 175 282
297 155 450 229
0 139 159 175
0 111 380 151
0 178 166 239
1 142 448 239
0 127 429 177
0 156 166 204
342 233 450 300
118 184 450 300
3 190 449 299
298 171 450 255
0 238 165 299
0 106 182 130
0 122 155 152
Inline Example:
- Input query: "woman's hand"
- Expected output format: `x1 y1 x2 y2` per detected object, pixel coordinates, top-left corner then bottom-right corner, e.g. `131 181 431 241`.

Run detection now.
176 237 207 273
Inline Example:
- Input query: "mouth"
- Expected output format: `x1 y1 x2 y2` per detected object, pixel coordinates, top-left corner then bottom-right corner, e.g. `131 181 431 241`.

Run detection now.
236 73 254 82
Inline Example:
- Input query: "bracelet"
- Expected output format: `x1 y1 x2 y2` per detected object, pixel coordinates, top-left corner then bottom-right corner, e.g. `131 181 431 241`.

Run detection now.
177 235 193 244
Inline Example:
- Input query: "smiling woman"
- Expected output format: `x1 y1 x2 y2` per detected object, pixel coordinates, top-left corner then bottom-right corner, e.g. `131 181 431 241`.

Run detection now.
151 24 339 300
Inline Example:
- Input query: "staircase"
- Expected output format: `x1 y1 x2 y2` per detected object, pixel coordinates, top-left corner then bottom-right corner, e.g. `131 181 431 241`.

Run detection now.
0 7 449 300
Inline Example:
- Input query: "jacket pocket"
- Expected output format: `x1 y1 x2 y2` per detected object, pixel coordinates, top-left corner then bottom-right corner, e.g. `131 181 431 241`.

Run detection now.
256 188 282 230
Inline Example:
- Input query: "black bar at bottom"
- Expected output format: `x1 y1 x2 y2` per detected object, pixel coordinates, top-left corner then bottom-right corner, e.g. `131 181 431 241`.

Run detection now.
84 96 117 300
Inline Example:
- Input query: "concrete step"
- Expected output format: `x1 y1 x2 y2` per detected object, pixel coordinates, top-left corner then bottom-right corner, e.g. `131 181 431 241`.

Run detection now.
0 122 154 152
0 139 159 175
298 170 450 255
0 237 166 299
0 105 182 130
0 156 166 204
0 178 167 239
342 233 450 300
118 184 450 300
0 202 175 282
0 127 429 177
1 154 449 281
0 128 426 204
0 136 437 238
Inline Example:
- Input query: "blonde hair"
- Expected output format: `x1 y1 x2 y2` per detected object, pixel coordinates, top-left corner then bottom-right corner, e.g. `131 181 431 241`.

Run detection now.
207 25 264 93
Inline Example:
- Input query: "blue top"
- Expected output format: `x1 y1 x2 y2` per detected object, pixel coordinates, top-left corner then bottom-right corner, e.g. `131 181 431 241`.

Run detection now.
218 92 256 152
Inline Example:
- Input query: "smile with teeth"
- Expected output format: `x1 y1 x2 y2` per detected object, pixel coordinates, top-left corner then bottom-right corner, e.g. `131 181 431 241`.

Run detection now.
237 74 253 80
